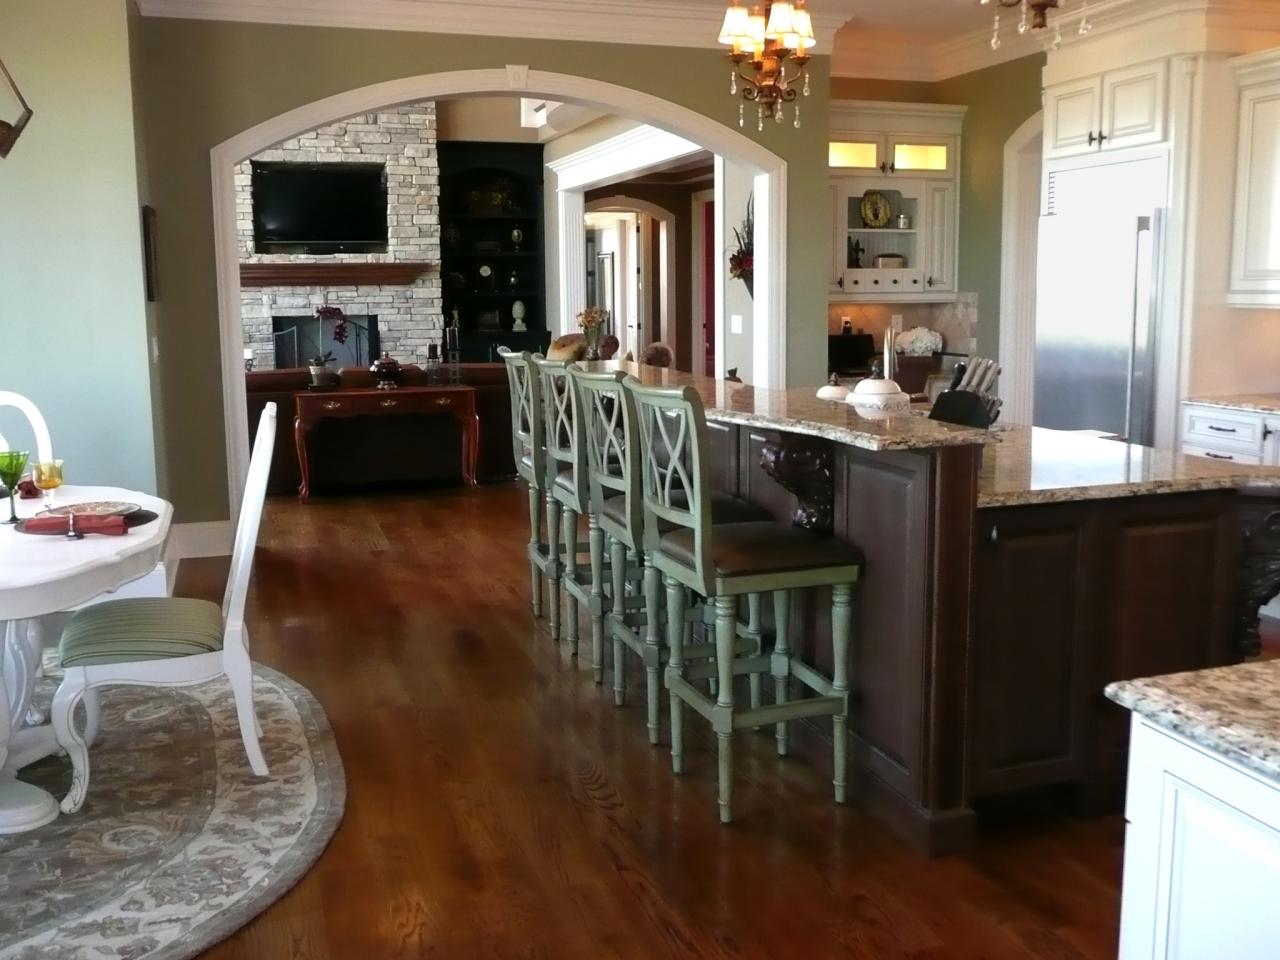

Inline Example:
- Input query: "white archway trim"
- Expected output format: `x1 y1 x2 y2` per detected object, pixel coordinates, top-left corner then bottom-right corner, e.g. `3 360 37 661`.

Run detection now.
211 67 787 518
586 195 678 361
998 111 1043 426
548 125 700 191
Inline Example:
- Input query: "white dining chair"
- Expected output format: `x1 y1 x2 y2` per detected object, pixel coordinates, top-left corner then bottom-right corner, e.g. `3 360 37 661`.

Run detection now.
0 390 54 463
50 403 278 814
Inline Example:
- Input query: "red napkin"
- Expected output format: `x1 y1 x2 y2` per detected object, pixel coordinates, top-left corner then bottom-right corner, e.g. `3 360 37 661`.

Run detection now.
22 514 128 536
16 478 39 499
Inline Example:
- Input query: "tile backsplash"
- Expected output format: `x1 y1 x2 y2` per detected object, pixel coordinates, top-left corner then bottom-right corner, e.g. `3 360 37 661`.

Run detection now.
827 293 978 358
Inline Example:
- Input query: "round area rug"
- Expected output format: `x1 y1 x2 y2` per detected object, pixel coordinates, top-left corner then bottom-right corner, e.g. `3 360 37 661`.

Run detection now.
0 665 345 960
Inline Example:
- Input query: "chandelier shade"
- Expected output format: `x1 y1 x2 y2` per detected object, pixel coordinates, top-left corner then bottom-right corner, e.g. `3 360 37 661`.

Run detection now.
719 1 814 132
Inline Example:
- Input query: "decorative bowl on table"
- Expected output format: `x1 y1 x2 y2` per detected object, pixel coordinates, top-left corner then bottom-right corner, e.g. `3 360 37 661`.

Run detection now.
846 376 911 421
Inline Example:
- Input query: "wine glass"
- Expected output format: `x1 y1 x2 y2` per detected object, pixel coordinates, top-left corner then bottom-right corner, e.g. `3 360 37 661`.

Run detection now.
0 451 30 525
32 459 64 506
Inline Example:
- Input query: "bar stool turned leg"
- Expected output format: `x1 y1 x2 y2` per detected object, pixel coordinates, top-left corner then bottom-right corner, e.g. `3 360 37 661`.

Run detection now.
610 538 628 705
832 583 853 804
528 486 543 618
747 593 763 719
546 492 561 642
772 588 792 757
563 507 579 656
642 557 663 745
588 515 605 683
665 574 688 774
714 593 737 824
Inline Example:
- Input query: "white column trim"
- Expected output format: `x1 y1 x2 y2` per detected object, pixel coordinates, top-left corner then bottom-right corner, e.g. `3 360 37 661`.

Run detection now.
557 189 587 337
998 111 1044 426
690 188 714 378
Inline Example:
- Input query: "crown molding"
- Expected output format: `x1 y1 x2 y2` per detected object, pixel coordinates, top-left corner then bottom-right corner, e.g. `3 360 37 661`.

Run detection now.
136 0 847 52
831 0 1272 83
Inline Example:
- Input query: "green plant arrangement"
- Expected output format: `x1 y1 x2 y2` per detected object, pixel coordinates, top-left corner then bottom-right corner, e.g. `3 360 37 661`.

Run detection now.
729 194 754 298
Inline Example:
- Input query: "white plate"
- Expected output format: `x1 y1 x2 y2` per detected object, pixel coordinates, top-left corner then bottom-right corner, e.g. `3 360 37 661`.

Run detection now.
40 501 140 518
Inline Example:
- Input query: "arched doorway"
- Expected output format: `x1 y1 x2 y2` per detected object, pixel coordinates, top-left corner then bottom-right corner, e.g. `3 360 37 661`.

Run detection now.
584 195 678 364
211 68 787 515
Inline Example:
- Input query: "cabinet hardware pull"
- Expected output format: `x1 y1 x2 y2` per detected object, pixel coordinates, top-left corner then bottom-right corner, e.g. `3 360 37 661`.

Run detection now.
1205 451 1233 460
1098 131 1108 142
1207 424 1237 433
1266 426 1275 441
879 161 888 173
379 398 398 408
926 277 935 287
322 401 342 411
433 397 454 407
836 276 844 288
1088 131 1098 146
888 162 896 173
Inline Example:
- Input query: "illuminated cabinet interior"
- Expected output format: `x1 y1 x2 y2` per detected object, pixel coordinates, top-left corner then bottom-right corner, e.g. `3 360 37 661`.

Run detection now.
828 100 966 302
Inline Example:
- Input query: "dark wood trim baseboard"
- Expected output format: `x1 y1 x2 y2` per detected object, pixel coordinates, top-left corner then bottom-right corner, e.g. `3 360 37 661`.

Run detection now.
239 262 437 287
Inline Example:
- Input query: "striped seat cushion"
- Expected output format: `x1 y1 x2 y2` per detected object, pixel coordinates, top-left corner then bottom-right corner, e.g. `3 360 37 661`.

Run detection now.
60 597 225 668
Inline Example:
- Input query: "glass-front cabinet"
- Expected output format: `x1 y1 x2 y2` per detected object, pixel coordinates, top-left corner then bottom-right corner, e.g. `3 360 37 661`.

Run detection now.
828 100 966 302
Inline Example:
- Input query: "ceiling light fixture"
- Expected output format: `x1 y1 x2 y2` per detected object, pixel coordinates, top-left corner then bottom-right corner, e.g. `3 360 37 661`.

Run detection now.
981 0 1092 52
718 1 815 132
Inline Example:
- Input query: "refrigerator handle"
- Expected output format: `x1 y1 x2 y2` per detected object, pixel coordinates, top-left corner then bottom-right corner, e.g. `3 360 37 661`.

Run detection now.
1124 216 1154 442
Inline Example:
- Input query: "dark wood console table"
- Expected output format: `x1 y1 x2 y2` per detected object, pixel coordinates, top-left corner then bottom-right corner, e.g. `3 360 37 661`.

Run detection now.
294 386 479 503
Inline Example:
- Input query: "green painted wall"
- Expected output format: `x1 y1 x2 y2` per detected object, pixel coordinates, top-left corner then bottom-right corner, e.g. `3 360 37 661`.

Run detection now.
135 18 832 522
0 0 158 493
832 55 1045 358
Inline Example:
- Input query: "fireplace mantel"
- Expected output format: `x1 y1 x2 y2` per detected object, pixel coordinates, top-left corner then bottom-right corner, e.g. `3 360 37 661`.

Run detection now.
239 262 437 288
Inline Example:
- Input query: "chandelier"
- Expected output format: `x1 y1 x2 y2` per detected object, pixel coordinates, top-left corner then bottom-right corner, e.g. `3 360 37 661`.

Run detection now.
981 0 1092 52
717 2 815 132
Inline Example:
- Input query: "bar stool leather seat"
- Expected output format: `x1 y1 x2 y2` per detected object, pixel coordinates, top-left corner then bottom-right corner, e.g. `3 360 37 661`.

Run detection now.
601 490 768 530
661 522 865 577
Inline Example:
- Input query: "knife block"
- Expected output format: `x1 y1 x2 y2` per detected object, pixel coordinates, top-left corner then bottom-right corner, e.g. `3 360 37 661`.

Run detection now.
928 390 994 429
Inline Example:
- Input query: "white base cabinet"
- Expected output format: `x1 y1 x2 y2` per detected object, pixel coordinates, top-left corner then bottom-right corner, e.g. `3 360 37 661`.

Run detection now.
1119 717 1280 960
1180 402 1280 466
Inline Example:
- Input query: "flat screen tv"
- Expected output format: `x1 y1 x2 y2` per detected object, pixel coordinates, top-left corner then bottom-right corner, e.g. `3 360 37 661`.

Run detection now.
251 161 388 254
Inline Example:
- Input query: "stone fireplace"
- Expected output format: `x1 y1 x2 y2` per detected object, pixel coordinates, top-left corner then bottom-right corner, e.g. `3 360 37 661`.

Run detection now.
238 103 442 370
271 314 379 370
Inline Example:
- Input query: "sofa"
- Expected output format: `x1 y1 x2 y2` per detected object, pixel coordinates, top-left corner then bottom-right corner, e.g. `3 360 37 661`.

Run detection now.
246 364 514 496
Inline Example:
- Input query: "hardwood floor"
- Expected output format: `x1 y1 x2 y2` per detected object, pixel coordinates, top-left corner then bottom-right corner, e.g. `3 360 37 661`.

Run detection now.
180 483 1123 960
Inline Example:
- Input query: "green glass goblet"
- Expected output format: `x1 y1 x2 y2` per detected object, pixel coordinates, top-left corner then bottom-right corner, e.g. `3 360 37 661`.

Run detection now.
0 450 30 524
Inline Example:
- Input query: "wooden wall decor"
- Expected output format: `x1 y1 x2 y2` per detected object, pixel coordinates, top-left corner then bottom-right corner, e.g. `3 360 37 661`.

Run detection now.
0 58 33 160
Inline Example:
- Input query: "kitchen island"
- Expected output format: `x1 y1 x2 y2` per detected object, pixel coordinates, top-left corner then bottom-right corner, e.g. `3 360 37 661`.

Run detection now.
1107 661 1280 959
609 365 1280 854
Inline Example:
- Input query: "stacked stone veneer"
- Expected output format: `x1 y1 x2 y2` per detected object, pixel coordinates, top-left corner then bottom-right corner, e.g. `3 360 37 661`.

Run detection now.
238 102 442 370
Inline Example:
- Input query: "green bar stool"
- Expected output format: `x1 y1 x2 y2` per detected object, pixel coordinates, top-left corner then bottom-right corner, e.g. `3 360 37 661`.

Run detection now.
499 348 559 633
532 356 593 653
625 376 864 824
572 366 769 744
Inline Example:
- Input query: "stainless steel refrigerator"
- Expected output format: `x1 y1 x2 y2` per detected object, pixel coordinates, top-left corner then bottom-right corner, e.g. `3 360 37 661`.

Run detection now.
1033 155 1167 445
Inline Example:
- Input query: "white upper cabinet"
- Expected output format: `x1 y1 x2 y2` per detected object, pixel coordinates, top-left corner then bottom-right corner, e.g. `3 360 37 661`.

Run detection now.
828 100 966 302
1044 60 1168 160
1101 61 1168 151
1046 76 1103 158
1230 51 1280 307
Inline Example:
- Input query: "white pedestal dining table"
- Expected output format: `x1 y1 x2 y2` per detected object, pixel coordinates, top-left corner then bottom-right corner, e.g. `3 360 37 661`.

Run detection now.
0 485 172 833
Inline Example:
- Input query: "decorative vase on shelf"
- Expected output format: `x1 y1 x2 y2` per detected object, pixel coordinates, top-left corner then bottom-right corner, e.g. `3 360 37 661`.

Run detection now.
370 351 402 390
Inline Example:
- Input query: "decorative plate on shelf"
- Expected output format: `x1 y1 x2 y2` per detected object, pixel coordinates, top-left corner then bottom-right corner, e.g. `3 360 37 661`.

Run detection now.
40 501 140 518
859 191 892 229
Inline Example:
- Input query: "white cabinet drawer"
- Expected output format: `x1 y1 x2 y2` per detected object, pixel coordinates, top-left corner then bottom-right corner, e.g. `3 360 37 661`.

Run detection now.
1183 407 1265 449
1182 443 1262 465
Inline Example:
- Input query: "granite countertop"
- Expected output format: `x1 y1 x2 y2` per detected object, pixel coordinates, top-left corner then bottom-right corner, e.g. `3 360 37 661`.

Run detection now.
1186 393 1280 415
977 424 1280 508
594 363 992 452
1106 660 1280 784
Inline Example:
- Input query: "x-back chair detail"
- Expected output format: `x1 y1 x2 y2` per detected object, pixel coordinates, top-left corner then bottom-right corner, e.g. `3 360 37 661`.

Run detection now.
627 376 864 824
499 348 559 628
